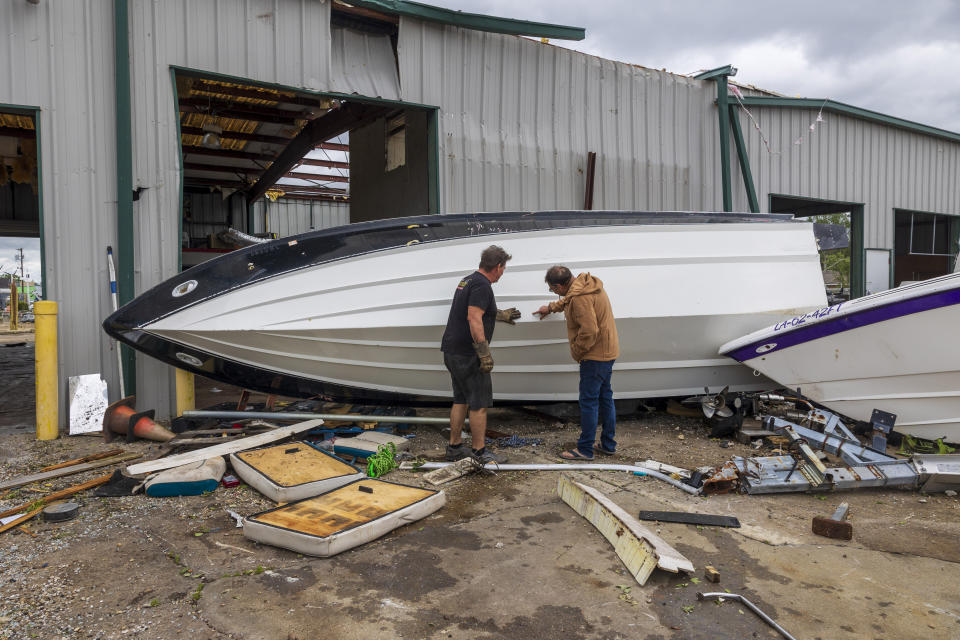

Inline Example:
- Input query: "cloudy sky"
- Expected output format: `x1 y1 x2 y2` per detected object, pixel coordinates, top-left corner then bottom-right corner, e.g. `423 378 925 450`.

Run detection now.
428 0 960 133
0 237 40 286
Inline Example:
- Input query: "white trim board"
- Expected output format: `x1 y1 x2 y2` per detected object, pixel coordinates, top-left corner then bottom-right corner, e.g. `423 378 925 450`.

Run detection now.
125 420 323 475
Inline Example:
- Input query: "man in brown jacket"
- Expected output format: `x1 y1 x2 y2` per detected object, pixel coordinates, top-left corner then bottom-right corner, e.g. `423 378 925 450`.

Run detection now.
534 266 620 460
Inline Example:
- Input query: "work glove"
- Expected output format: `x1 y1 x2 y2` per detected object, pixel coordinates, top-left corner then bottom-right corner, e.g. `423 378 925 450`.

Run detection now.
473 340 494 373
496 307 521 325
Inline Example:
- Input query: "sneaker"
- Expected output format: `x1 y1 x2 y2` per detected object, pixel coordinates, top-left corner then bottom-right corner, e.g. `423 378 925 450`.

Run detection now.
471 447 507 465
445 443 471 461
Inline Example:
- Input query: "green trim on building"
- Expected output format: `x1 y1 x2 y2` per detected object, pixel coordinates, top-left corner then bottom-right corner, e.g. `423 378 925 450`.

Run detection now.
693 65 736 81
170 67 184 273
738 96 960 144
695 65 738 212
728 104 759 213
345 0 585 40
114 0 136 395
427 109 440 213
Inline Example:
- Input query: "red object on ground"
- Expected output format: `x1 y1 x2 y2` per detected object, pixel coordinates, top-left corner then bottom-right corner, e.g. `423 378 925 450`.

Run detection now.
221 474 240 488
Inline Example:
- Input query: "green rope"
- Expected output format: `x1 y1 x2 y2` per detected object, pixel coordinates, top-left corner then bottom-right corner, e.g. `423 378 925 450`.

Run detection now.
366 443 398 478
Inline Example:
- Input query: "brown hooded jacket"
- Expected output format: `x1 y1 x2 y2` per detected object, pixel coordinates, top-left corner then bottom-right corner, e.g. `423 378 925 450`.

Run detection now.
546 273 620 363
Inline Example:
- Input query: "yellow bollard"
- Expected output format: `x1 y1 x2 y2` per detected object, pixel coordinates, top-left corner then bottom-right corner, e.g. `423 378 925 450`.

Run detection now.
175 368 195 417
34 300 59 440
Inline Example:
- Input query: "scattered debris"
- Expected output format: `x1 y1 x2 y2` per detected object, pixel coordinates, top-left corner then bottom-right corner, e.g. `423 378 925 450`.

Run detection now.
94 469 142 497
422 457 480 486
365 443 399 478
0 452 141 492
243 479 445 557
704 566 720 583
143 457 227 497
226 510 244 528
102 396 175 443
812 503 852 540
334 431 410 459
68 374 109 435
637 511 740 528
486 434 543 448
0 473 112 518
126 419 322 475
0 506 44 535
230 441 363 502
736 428 777 445
39 448 124 472
697 592 797 640
557 474 694 585
41 501 80 522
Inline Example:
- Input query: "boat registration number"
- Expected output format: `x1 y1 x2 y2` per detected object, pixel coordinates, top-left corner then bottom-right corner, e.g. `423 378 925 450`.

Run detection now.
774 303 843 332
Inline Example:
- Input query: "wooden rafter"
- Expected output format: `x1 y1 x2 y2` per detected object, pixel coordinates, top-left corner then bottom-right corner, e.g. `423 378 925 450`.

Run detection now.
246 103 386 203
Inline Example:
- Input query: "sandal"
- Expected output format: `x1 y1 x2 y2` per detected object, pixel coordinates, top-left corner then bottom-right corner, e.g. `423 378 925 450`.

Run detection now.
593 445 616 456
558 449 593 461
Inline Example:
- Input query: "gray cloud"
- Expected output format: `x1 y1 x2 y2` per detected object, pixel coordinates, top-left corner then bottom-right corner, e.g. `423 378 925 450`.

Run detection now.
427 0 960 131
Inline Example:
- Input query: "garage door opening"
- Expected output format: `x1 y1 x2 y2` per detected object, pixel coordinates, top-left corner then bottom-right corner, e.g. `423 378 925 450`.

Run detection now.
174 70 437 264
0 106 43 435
893 209 960 286
771 194 865 299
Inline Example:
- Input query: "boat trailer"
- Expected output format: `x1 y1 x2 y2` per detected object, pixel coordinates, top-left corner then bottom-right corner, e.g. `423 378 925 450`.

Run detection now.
705 408 960 495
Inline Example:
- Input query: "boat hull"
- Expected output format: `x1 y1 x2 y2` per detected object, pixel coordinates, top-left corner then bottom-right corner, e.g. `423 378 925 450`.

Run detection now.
721 273 960 442
105 211 827 405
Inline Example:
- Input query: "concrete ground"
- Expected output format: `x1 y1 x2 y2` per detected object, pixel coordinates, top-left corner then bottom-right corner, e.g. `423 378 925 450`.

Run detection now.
0 351 958 639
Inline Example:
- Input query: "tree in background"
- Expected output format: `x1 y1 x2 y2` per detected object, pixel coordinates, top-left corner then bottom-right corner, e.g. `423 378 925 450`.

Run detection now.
812 212 851 294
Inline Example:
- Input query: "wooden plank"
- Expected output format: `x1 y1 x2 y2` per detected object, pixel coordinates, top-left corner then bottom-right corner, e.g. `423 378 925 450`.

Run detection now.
126 420 323 475
0 453 142 491
40 449 124 472
557 474 694 584
637 511 741 528
234 443 357 486
0 507 44 535
249 480 435 539
0 473 112 519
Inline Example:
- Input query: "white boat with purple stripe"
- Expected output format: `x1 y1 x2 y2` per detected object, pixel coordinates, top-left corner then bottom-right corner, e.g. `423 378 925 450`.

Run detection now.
720 271 960 442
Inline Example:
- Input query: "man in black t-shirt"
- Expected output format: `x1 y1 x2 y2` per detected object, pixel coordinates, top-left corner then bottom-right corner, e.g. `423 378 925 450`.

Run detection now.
441 245 519 465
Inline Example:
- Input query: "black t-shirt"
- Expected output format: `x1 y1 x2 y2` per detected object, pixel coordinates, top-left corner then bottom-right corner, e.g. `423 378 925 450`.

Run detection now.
440 271 497 354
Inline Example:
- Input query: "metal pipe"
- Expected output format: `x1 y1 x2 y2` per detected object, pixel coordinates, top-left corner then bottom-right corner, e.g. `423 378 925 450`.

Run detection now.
697 592 797 640
410 462 701 495
183 410 457 426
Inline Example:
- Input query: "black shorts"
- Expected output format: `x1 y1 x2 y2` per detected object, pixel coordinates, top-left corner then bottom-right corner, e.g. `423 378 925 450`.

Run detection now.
443 352 493 410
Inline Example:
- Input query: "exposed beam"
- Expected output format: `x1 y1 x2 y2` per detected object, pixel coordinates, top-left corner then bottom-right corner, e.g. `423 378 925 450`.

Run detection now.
299 157 350 170
189 80 331 109
179 97 310 124
185 176 347 196
284 170 348 183
247 103 386 203
182 147 276 162
183 162 349 183
0 126 36 139
317 142 349 152
333 1 398 24
180 125 292 146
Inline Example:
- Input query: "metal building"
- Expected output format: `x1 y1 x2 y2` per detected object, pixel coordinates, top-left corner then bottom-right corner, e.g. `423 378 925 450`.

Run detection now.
1 0 957 421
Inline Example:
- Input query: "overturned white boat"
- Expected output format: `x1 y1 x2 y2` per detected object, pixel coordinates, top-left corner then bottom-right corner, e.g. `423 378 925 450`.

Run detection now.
720 272 960 442
104 211 826 405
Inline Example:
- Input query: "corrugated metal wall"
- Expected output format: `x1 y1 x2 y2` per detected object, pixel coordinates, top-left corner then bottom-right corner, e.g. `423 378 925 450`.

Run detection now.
397 20 722 214
0 0 121 407
733 106 960 247
252 198 350 237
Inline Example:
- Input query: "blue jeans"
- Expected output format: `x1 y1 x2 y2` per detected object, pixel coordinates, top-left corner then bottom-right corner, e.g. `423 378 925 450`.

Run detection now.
577 359 616 456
